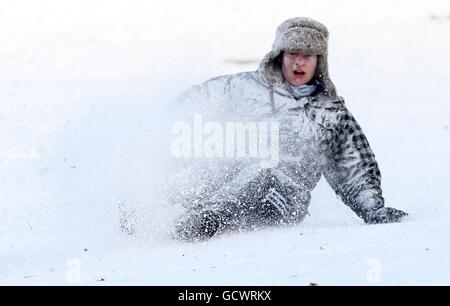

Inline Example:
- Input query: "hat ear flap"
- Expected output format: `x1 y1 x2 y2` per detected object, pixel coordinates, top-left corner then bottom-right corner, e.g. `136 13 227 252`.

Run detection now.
315 55 337 98
259 51 284 85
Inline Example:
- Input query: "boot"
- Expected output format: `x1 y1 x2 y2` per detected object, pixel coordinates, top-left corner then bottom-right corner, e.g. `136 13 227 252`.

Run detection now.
174 209 221 242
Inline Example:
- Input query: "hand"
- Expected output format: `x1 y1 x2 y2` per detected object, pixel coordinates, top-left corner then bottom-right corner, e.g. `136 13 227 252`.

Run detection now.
364 207 408 224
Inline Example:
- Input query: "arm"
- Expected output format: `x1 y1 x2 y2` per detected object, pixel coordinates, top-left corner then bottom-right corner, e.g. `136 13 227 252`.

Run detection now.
322 104 407 224
169 74 235 117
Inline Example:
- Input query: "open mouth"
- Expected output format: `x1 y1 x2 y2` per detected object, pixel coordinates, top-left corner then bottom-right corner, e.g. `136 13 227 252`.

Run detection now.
293 70 306 76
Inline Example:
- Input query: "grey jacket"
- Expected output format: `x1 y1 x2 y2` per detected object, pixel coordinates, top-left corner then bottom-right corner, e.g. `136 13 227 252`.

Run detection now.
171 70 384 223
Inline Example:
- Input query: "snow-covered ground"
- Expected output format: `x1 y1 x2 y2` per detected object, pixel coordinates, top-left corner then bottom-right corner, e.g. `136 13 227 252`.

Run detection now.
1 0 450 285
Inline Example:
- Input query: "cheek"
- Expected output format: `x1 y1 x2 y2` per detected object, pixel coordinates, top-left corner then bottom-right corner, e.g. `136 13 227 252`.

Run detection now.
308 60 318 74
282 58 292 70
282 60 294 76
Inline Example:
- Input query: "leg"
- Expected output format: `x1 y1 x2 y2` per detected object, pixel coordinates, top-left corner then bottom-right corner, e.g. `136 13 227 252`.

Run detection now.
173 168 308 241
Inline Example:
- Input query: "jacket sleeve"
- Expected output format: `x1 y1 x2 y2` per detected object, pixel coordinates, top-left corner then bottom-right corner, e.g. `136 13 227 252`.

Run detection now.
322 103 385 222
169 74 234 118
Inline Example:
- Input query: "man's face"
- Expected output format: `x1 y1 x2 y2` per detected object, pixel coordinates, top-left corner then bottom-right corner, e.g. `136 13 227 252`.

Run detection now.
281 51 318 86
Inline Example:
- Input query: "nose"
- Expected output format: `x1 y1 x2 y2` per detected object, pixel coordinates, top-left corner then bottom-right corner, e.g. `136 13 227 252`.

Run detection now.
294 56 305 67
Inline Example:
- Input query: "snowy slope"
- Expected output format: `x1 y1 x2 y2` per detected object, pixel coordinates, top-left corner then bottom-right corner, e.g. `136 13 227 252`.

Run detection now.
1 0 450 285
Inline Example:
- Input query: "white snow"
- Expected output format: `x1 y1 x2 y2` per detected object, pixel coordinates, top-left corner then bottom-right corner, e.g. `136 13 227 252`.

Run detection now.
1 0 450 285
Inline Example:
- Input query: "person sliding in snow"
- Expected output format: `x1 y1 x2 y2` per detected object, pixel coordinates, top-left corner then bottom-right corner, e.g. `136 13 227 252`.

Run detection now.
171 17 408 241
